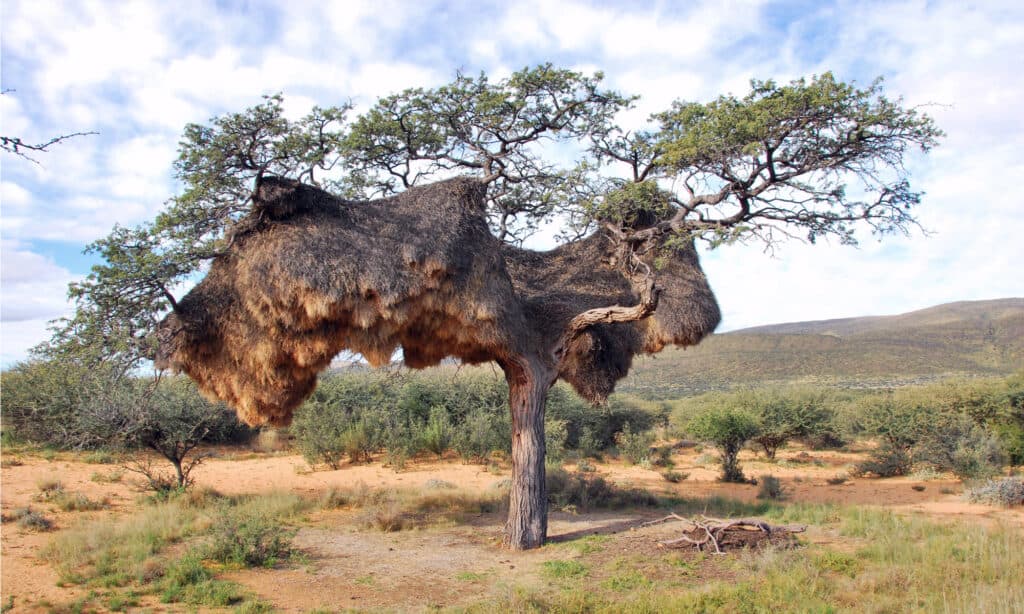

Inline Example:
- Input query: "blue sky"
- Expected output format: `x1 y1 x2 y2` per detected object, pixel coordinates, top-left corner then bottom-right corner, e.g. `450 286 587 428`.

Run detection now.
2 0 1023 366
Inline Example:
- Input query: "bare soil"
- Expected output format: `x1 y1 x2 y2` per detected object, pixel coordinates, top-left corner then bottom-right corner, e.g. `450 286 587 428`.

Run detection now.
2 445 1021 612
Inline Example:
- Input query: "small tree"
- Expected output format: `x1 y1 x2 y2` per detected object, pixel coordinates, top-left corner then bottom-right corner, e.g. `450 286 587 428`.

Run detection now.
750 387 834 459
846 390 933 477
115 376 243 491
688 406 761 482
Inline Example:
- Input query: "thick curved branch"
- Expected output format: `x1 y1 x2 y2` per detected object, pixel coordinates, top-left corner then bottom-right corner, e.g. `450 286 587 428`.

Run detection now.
552 277 661 364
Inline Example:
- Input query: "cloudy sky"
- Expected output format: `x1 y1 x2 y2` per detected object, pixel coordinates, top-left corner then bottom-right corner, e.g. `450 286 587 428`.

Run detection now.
2 0 1022 366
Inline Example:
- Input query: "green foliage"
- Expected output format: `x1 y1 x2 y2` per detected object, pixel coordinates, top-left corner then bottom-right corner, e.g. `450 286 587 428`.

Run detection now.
845 390 930 477
614 422 655 465
687 404 761 482
546 466 658 511
206 506 294 568
749 386 835 458
840 378 1019 477
420 405 454 457
1 360 248 490
0 359 127 449
287 370 664 469
649 73 942 247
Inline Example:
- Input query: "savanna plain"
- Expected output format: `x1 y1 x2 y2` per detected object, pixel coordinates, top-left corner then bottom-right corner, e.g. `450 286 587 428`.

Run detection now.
3 372 1023 614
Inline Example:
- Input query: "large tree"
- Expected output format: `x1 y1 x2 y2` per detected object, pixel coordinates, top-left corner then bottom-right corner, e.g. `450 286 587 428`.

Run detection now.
46 66 940 549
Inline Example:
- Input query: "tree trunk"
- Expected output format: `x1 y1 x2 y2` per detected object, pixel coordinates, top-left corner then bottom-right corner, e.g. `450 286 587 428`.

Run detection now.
171 456 185 488
501 355 555 550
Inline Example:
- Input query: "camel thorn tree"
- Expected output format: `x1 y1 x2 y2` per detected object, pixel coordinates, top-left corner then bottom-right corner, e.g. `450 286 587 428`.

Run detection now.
45 66 941 550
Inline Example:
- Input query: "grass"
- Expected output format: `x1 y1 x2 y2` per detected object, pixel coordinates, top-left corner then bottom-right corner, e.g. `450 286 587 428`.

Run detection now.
90 468 125 483
39 490 307 612
455 501 1024 613
541 560 588 580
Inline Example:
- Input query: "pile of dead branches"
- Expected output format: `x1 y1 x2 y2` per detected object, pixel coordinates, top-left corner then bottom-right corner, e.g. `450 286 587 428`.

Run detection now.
640 513 806 553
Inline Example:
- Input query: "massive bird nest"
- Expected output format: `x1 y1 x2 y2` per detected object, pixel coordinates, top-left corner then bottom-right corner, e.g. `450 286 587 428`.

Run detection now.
155 177 720 426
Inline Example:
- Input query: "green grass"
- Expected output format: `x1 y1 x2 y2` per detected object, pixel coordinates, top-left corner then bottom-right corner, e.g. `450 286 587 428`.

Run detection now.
454 503 1024 613
40 490 309 612
455 570 493 582
565 534 610 555
542 560 588 580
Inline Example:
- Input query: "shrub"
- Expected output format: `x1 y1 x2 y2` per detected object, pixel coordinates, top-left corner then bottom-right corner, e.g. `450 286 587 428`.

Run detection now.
917 417 1005 479
206 508 293 567
339 420 374 463
53 492 109 512
420 405 453 457
651 445 675 468
544 419 569 463
853 444 913 477
749 386 835 459
546 466 657 511
360 500 406 532
424 479 456 490
12 507 54 531
662 470 689 483
453 406 509 462
615 422 655 465
963 477 1024 507
688 407 760 483
756 475 786 500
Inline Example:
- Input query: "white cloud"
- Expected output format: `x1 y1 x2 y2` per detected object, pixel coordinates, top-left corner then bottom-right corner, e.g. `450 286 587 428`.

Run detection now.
0 240 79 326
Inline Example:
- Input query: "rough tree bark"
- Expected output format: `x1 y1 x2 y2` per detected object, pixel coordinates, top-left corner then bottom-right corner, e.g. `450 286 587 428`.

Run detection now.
501 283 662 549
500 354 557 550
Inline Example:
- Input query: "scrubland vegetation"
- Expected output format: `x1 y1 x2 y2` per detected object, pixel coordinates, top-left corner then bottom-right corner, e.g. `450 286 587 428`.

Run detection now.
2 365 1022 612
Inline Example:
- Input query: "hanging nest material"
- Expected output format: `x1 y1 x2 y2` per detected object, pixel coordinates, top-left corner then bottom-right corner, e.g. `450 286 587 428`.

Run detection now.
153 176 721 426
640 513 806 553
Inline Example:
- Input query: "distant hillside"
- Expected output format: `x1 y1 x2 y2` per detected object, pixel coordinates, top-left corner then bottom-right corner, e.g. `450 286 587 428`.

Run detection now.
620 298 1024 398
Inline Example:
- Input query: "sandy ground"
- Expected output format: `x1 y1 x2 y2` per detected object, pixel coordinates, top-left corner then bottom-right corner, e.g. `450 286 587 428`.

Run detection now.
2 445 1021 612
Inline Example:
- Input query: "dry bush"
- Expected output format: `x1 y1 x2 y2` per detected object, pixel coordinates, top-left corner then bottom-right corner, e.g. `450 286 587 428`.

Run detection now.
10 507 55 531
964 477 1024 507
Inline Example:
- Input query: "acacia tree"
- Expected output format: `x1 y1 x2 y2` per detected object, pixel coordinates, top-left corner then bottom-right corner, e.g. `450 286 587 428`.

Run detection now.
48 66 940 549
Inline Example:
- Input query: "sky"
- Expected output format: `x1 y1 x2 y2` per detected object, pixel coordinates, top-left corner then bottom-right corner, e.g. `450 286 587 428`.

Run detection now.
1 0 1022 366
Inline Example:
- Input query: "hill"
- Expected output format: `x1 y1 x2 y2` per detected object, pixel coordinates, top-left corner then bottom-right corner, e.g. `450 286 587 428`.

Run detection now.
620 298 1024 398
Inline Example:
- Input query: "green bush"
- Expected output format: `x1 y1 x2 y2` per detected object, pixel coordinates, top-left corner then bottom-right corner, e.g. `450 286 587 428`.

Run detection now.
918 417 1005 479
453 406 510 462
853 444 913 478
546 466 658 511
420 405 453 457
206 508 292 567
615 422 655 465
688 406 760 483
749 386 835 459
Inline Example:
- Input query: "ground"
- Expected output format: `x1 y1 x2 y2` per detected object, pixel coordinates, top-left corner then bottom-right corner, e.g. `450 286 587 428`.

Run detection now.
1 444 1021 612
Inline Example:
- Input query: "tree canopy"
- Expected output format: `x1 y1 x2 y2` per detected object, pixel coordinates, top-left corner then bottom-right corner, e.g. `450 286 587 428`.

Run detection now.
38 65 941 373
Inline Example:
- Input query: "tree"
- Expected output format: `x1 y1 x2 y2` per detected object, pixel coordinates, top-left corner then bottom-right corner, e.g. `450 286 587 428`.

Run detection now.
749 387 834 459
688 406 761 482
48 66 940 549
114 376 245 491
